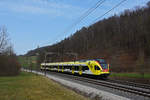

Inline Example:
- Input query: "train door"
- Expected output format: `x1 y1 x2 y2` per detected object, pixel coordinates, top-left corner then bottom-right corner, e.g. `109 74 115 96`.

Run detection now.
72 66 75 74
79 66 82 75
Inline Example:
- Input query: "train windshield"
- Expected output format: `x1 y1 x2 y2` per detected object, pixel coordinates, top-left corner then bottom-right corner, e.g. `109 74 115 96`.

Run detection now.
95 59 106 63
95 59 108 69
100 64 108 69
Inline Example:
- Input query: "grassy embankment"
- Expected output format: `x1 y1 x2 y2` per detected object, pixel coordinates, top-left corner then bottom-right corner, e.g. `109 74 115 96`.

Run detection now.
0 72 89 100
110 73 150 79
109 73 150 84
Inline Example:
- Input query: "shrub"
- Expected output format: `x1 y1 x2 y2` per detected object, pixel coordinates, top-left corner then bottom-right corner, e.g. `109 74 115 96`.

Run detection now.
0 55 21 76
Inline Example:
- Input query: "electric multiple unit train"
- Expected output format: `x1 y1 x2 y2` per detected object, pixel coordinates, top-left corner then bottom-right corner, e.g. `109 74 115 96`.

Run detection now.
41 58 110 78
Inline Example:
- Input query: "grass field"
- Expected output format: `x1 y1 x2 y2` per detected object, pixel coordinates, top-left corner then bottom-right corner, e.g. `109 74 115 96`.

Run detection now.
0 72 89 100
110 73 150 79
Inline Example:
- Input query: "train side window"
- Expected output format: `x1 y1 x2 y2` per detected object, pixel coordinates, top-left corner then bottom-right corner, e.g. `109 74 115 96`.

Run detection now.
43 66 49 68
95 66 100 70
83 66 89 71
66 66 71 69
50 66 53 68
74 66 79 71
59 66 62 69
63 66 66 69
54 66 57 68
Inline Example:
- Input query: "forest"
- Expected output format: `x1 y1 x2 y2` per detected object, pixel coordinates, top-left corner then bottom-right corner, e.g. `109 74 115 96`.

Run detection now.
26 2 150 73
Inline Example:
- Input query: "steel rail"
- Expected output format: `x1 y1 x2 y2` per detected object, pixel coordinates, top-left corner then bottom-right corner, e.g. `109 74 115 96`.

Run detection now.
107 79 150 90
47 71 150 97
72 76 150 98
40 70 150 98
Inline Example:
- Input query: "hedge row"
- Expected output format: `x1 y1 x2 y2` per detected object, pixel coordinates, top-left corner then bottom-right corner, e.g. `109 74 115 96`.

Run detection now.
0 55 21 76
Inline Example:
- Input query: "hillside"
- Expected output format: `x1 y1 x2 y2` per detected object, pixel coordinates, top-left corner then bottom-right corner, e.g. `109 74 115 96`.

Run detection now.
26 2 150 73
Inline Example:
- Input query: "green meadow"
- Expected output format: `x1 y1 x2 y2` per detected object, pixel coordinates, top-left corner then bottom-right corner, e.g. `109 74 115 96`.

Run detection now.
0 72 89 100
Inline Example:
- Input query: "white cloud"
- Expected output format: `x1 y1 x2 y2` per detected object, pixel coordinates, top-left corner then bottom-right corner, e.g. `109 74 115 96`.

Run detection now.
11 4 62 16
0 0 84 19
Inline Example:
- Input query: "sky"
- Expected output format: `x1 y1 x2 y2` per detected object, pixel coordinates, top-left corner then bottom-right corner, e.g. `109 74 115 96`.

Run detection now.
0 0 149 55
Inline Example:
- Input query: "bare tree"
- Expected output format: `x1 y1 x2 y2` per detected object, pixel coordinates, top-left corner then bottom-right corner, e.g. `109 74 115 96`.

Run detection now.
0 26 9 54
147 1 150 7
4 44 14 55
0 26 20 76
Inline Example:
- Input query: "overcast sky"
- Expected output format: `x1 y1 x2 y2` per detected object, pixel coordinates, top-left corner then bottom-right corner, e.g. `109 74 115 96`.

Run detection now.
0 0 149 55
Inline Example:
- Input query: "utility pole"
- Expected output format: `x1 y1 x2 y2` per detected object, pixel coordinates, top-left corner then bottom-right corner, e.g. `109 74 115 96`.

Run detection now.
36 53 39 75
44 52 60 75
61 42 64 62
44 53 47 76
65 52 78 61
30 57 32 72
27 56 32 72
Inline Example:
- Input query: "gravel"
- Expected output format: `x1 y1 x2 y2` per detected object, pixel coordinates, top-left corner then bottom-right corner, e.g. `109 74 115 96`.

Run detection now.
43 71 150 100
23 69 130 100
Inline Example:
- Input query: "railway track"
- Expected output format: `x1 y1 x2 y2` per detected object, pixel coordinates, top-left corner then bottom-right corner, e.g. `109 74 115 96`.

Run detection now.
24 69 150 98
107 79 150 90
47 71 150 98
72 76 150 98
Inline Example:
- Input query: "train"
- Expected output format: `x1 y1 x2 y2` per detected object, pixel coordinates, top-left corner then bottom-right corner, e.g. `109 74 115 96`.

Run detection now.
41 58 110 79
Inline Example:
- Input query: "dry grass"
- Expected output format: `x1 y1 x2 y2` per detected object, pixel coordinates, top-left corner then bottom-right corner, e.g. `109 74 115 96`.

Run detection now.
0 72 89 100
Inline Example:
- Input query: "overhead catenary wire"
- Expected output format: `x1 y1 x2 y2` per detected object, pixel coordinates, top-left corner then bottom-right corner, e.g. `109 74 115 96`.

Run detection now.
41 0 127 47
91 0 128 25
63 0 106 35
42 0 106 46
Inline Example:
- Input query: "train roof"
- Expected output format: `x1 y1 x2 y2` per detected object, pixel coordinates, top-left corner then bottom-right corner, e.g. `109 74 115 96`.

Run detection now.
78 58 106 62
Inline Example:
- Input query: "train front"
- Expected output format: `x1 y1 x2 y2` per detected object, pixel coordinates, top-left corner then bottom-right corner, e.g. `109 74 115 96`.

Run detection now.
86 58 110 78
95 59 110 78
